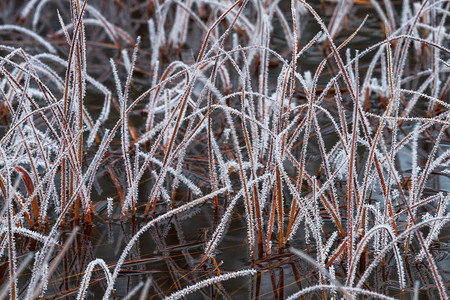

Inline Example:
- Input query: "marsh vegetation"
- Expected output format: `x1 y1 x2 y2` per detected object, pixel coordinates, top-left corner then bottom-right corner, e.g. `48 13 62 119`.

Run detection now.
0 0 449 299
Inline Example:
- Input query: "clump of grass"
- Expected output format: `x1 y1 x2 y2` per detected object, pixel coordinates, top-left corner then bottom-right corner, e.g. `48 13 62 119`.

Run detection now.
0 0 449 299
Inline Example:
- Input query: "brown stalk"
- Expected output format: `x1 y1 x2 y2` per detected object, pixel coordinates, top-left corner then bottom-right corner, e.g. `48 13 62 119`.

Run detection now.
282 149 347 243
14 166 40 224
265 189 277 257
62 0 88 121
206 53 222 226
0 66 66 146
282 29 338 247
284 112 308 239
362 28 398 235
302 171 346 237
143 61 190 145
296 2 397 265
76 41 88 224
275 166 284 254
325 236 349 268
230 119 256 261
380 143 447 299
7 193 16 300
30 227 80 299
145 0 248 216
8 74 52 227
239 59 264 259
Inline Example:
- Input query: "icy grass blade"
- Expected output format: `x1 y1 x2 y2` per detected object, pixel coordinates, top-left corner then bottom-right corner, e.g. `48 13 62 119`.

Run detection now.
76 259 112 300
290 247 353 300
165 269 256 300
0 25 56 53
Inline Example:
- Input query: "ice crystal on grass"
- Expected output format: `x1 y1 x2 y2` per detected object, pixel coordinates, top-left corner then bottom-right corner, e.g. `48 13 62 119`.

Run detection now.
166 269 256 300
1 0 449 299
106 197 113 220
76 259 112 300
0 25 56 53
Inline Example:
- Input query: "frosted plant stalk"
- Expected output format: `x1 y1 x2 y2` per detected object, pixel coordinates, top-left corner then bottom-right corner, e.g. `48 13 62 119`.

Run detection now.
102 187 229 299
166 269 256 300
76 259 112 300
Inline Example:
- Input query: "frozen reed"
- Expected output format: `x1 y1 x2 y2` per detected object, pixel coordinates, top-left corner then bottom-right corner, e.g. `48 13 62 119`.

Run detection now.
0 0 449 298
